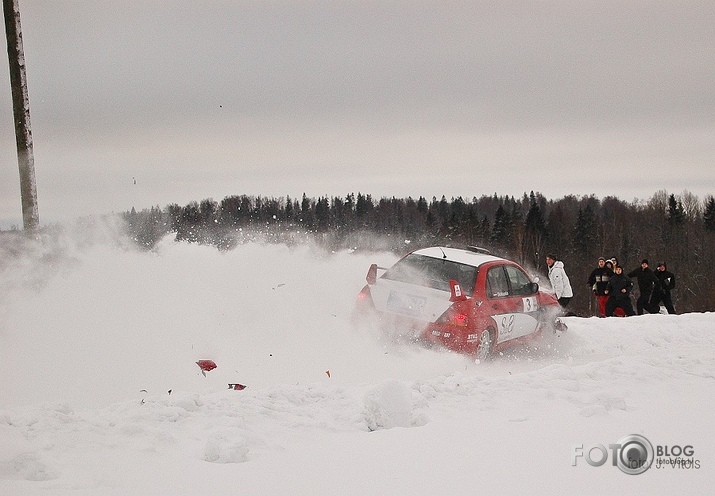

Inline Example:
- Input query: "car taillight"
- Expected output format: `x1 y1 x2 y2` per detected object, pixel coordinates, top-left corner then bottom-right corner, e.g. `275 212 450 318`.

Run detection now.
437 308 469 327
356 286 374 305
452 312 468 326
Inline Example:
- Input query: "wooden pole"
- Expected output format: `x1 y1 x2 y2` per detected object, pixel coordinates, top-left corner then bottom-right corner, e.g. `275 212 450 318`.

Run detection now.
3 0 38 230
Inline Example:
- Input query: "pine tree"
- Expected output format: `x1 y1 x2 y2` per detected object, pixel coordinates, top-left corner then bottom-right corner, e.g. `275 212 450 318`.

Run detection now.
315 197 330 231
417 196 428 215
703 196 715 232
491 205 511 248
355 193 373 223
300 193 314 227
573 204 597 255
523 193 546 266
668 194 685 225
285 195 294 222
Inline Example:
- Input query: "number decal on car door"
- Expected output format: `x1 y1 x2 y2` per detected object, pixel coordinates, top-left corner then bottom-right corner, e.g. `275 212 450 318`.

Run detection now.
522 296 538 313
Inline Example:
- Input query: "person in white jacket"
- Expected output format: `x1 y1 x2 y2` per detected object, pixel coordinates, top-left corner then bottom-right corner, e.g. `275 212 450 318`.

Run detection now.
546 254 573 309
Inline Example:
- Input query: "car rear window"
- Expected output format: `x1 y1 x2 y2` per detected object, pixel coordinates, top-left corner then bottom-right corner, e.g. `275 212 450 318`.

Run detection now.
382 254 478 296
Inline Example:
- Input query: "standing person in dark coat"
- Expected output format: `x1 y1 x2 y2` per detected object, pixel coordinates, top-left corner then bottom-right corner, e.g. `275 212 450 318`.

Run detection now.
627 259 661 315
652 262 676 314
604 265 635 316
587 257 613 317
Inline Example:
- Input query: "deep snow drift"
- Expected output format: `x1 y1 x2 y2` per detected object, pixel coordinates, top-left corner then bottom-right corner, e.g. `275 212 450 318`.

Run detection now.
1 220 713 495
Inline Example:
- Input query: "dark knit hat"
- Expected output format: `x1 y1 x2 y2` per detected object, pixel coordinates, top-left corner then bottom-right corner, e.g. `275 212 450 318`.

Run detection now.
641 259 649 265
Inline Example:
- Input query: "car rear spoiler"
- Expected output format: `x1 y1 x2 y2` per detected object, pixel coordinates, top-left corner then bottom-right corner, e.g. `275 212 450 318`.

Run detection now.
466 245 492 255
366 263 389 285
449 279 468 302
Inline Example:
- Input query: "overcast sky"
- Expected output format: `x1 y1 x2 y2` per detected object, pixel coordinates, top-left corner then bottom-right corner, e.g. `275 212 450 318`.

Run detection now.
1 1 713 226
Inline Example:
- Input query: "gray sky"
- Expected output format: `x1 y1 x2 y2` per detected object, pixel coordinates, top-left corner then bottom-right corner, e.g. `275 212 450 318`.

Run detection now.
1 1 714 226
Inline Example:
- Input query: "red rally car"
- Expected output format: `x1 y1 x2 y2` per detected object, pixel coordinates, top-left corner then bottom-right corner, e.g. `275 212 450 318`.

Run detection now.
354 246 566 360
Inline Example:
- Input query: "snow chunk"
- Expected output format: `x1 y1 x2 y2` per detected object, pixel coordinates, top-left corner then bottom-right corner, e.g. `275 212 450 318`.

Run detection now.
363 380 415 431
0 425 57 481
204 433 249 464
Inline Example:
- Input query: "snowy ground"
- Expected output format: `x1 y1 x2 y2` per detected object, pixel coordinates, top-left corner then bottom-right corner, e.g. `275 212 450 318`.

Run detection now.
1 219 714 495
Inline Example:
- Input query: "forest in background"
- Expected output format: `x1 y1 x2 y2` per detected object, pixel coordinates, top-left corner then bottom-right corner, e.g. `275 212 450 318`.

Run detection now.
122 190 715 316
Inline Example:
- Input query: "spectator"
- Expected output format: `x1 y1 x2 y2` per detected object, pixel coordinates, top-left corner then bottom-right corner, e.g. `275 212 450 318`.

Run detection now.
627 259 661 315
607 258 627 316
588 256 613 317
652 262 677 314
604 265 636 316
546 254 573 309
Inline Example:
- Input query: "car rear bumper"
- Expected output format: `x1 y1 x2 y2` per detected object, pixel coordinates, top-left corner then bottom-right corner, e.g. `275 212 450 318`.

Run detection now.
423 325 478 352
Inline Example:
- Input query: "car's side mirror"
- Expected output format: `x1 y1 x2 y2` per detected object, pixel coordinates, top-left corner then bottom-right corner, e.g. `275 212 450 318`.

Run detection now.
528 282 539 294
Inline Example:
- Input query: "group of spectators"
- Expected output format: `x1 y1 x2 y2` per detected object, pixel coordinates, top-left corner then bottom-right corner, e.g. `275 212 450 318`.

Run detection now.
544 254 676 318
588 257 676 317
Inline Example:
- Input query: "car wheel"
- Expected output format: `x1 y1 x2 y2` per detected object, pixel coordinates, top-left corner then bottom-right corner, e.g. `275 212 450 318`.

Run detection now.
475 328 494 361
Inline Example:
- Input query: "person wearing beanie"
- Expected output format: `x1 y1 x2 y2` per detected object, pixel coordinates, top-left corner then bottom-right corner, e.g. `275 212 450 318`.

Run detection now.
604 265 636 317
627 259 661 314
587 256 613 317
652 262 677 314
546 254 573 309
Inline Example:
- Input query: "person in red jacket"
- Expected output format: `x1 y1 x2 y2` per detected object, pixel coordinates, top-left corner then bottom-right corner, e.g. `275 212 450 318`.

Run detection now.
587 256 613 317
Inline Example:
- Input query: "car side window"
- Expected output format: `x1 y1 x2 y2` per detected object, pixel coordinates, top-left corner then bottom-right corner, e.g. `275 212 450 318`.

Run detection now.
505 265 533 296
486 266 509 298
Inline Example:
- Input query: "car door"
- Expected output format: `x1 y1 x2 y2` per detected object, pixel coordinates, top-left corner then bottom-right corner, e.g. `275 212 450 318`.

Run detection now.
485 264 538 344
503 264 540 337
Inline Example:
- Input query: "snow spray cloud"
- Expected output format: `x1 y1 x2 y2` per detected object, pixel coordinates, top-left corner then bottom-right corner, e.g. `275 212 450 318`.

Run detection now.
0 215 137 294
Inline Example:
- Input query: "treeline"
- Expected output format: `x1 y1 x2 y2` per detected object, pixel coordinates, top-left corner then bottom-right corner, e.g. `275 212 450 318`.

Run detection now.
123 190 715 315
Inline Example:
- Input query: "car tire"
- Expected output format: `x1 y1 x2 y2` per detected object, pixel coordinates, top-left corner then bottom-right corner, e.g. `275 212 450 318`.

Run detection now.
475 328 494 361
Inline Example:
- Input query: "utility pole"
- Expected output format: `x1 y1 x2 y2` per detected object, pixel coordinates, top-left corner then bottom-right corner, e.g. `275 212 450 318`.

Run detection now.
3 0 38 230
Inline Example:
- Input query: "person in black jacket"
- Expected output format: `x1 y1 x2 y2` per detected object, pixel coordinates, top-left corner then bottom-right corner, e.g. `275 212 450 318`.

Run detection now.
587 257 613 317
627 259 661 315
652 262 676 314
604 265 635 316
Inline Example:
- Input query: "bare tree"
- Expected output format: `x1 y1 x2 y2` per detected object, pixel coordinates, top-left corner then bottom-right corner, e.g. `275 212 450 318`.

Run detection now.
680 190 701 222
